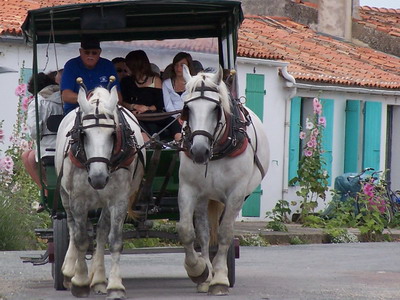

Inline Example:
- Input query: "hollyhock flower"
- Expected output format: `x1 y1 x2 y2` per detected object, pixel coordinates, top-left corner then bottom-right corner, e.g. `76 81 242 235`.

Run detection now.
21 96 32 111
299 131 306 140
0 129 4 143
304 149 313 157
312 128 319 137
307 139 316 148
318 116 326 128
313 98 322 115
306 119 314 130
15 83 27 97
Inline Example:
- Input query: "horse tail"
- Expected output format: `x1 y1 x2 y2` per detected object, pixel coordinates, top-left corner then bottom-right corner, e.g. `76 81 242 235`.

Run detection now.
127 191 139 220
208 200 225 247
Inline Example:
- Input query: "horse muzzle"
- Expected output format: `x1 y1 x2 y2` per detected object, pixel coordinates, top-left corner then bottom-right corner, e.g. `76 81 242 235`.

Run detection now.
88 171 110 190
190 143 211 164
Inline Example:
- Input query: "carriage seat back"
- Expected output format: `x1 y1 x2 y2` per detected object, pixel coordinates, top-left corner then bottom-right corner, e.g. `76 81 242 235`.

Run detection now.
46 114 64 133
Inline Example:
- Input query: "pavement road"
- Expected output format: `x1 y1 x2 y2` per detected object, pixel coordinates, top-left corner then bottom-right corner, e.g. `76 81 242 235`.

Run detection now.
1 243 400 300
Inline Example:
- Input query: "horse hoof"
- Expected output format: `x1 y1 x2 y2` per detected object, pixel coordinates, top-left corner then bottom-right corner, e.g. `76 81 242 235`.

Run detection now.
208 284 229 296
197 282 209 293
107 288 126 300
63 276 72 290
92 282 107 294
188 265 209 284
71 284 90 297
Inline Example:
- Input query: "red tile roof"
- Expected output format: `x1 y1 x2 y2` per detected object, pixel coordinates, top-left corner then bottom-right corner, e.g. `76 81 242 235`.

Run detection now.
1 1 400 89
357 6 400 39
240 15 400 89
0 0 108 36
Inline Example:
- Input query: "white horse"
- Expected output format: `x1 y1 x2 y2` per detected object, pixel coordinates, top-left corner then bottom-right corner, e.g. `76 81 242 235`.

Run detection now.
178 65 270 295
55 85 145 299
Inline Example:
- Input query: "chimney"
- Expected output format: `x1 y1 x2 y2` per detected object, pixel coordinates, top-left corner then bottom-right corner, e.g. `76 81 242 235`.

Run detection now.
318 0 354 40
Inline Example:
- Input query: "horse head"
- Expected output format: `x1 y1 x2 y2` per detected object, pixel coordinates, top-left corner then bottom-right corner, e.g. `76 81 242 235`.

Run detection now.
76 86 119 189
182 65 231 164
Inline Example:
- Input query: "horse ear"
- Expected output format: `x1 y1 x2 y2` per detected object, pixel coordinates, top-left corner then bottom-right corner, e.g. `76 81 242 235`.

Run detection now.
77 86 91 113
106 86 118 112
212 65 223 85
183 64 192 83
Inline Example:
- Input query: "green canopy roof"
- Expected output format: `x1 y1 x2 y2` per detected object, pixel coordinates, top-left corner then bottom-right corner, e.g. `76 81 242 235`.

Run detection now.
22 0 243 44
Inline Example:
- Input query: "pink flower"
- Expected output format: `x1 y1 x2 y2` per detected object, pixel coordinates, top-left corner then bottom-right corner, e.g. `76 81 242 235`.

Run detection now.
21 96 33 111
312 128 319 137
307 139 316 148
299 131 306 140
313 98 322 115
363 183 374 197
15 84 27 97
0 156 14 174
304 149 313 157
0 129 4 143
318 116 326 128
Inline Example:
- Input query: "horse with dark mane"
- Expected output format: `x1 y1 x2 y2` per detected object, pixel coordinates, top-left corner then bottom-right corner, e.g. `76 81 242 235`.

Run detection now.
177 65 270 295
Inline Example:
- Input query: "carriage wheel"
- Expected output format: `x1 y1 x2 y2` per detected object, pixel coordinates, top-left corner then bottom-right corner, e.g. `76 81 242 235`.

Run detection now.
52 218 68 290
209 239 236 287
227 240 236 287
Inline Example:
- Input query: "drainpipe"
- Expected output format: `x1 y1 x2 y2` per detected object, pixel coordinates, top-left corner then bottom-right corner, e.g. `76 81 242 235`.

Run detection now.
280 66 297 202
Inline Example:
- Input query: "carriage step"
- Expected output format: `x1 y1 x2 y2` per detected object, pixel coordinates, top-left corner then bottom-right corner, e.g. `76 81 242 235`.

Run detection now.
20 250 49 265
34 228 53 240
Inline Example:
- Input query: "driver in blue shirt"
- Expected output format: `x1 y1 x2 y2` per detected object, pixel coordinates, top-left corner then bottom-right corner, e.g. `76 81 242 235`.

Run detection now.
61 35 120 114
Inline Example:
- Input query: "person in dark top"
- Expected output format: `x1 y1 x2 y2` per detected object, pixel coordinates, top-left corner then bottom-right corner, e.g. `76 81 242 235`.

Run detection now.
120 50 181 142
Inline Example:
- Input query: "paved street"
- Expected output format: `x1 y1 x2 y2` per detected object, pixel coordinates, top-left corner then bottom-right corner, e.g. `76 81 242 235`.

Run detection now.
1 243 400 299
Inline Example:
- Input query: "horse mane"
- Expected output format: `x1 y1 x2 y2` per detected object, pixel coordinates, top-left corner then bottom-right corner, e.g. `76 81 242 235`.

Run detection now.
87 87 119 123
186 71 232 114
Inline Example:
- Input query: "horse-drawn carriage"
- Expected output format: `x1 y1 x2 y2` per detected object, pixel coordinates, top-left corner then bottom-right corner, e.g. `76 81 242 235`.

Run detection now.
21 1 269 298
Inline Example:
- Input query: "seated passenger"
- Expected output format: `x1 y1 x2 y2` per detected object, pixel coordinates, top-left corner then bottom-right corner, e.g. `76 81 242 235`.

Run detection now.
192 60 204 74
61 36 120 115
112 57 130 81
162 52 195 116
120 50 181 142
22 70 63 194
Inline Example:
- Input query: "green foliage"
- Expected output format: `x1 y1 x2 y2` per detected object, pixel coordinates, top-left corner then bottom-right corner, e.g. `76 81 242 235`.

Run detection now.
302 214 325 228
238 234 269 247
0 69 50 250
289 98 329 222
325 228 359 243
289 236 305 245
265 200 291 232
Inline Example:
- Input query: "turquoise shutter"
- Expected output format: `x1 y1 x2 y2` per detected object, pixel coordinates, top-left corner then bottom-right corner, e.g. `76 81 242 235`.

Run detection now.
320 99 334 185
20 67 32 85
363 101 382 171
344 100 361 173
242 73 265 217
245 73 265 119
288 97 301 182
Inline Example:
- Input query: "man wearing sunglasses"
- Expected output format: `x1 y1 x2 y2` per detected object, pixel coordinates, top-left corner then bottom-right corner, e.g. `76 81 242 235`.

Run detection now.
61 35 120 114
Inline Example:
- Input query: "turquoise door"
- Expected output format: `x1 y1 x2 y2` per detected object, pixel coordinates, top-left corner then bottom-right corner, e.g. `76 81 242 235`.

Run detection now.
242 73 265 217
363 101 382 171
344 100 361 173
344 100 382 173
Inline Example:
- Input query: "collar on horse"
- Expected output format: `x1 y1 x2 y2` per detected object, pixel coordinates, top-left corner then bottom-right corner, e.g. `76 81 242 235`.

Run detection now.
67 106 142 172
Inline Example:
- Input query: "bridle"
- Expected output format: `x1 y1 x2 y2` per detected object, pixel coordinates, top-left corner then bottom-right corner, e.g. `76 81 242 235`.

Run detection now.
181 81 224 149
68 99 118 171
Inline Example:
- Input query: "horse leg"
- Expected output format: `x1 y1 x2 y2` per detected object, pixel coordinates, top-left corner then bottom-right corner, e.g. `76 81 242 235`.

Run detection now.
89 209 110 294
177 189 209 286
193 201 213 293
208 198 242 296
70 213 91 297
106 202 127 300
61 210 77 290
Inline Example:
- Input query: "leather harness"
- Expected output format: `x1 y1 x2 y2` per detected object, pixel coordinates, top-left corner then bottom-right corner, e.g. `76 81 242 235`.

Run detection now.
67 106 143 172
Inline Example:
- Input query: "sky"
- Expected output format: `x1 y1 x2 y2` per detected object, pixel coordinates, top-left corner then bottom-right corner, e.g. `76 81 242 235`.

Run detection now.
359 0 400 8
